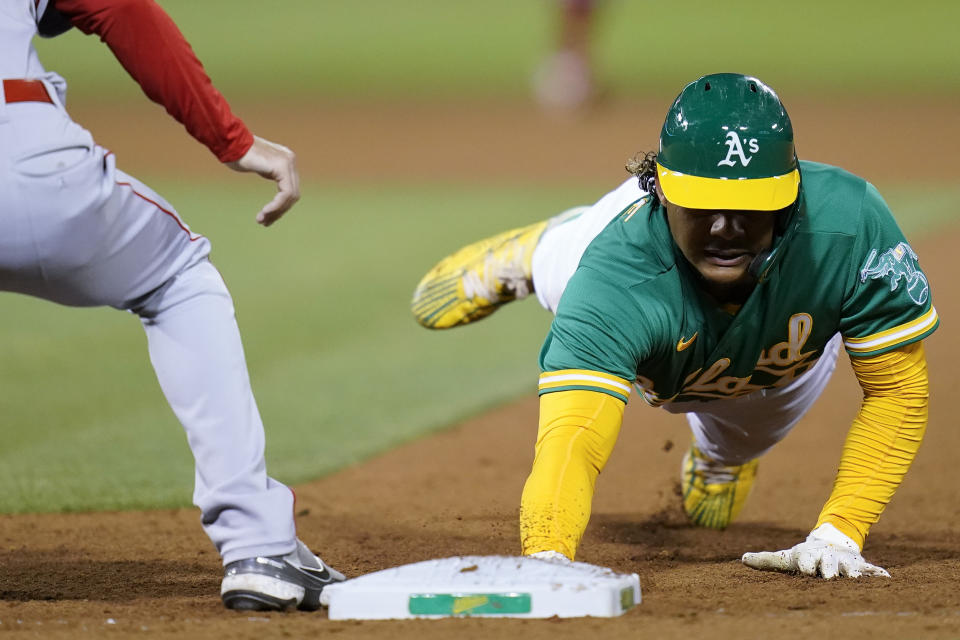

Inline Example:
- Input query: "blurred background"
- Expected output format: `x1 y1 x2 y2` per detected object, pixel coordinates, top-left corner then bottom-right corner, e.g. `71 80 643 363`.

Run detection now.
4 0 957 513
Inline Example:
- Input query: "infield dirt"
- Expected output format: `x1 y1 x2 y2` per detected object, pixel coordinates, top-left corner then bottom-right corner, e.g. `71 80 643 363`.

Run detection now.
1 97 958 639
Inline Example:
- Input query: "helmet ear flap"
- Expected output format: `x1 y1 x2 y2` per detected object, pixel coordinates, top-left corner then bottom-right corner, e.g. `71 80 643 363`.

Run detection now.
749 169 804 281
747 250 771 279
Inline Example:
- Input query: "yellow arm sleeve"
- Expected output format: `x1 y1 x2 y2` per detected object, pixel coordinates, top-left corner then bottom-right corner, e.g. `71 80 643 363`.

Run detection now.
815 341 929 548
519 389 625 560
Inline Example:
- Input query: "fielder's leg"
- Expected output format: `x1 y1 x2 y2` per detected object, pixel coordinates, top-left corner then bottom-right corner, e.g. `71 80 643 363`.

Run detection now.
115 177 344 610
133 259 299 563
1 100 338 609
13 151 304 561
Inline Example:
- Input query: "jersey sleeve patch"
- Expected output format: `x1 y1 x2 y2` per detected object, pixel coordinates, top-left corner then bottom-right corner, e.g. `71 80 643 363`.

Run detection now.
858 242 929 306
844 306 939 356
538 369 632 403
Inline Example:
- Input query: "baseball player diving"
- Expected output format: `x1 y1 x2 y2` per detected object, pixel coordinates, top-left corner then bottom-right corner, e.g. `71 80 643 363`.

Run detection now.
1 0 343 610
412 73 937 579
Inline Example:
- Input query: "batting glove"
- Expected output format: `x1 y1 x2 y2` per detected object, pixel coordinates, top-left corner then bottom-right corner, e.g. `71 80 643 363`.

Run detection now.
741 523 890 579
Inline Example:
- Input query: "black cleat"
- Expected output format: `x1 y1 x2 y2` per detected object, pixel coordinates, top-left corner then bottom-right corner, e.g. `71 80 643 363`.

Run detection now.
221 539 345 611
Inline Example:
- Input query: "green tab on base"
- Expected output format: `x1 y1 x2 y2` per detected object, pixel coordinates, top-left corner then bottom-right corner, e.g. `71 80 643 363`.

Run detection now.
409 593 532 616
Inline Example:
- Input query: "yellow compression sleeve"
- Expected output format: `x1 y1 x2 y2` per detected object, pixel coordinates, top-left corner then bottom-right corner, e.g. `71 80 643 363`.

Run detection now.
519 389 625 560
815 342 929 548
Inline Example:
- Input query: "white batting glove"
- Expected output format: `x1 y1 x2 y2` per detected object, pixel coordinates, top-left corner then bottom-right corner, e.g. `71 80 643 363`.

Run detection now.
528 550 572 564
226 135 300 227
741 523 890 579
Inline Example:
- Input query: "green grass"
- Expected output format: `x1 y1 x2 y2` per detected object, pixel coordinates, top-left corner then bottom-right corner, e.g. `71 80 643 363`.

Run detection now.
2 178 956 513
32 0 959 101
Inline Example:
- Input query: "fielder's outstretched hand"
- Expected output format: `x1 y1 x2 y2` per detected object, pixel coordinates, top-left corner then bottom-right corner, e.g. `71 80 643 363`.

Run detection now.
226 135 300 226
742 523 890 579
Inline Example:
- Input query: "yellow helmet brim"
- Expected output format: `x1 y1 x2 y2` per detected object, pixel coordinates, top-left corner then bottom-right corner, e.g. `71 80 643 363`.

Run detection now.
657 162 800 211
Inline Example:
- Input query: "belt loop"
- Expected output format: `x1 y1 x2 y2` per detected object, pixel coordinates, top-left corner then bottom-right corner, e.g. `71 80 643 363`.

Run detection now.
40 76 66 109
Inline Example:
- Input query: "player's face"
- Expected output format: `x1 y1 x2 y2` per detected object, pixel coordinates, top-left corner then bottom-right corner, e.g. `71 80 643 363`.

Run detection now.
663 201 776 303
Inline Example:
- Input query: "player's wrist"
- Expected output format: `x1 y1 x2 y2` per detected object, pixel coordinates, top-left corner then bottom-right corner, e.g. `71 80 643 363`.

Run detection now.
812 518 864 550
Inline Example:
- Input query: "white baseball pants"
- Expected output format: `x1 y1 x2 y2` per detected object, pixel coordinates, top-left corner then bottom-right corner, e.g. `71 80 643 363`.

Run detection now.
0 78 295 564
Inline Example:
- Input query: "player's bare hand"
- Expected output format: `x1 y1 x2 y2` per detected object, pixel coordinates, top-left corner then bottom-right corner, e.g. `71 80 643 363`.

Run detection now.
742 523 890 579
226 135 300 226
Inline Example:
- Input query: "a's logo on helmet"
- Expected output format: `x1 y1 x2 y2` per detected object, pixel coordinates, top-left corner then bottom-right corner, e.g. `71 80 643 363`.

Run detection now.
717 131 759 168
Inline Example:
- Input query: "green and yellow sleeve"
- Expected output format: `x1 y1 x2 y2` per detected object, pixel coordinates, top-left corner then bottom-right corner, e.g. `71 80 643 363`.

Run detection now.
519 387 625 560
815 341 929 548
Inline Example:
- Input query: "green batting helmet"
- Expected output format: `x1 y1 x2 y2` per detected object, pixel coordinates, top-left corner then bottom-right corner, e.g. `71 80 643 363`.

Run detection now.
656 73 800 211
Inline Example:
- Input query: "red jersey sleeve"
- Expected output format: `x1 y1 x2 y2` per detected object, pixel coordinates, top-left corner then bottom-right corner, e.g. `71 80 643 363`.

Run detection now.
53 0 254 162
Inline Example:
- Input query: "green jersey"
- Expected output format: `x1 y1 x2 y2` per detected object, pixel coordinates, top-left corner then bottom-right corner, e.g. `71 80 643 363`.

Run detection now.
538 161 939 406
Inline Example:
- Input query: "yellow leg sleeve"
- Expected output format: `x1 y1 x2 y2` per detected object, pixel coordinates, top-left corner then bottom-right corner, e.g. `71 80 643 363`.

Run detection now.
519 389 624 560
816 342 928 548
